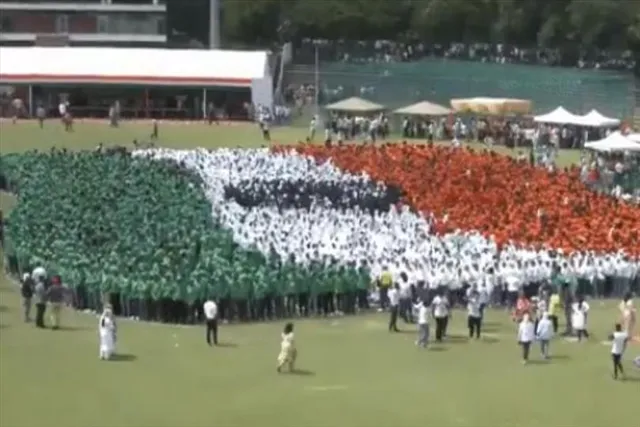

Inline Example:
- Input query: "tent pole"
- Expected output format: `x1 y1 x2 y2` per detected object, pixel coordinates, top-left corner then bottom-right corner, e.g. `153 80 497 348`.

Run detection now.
202 88 207 120
28 84 33 117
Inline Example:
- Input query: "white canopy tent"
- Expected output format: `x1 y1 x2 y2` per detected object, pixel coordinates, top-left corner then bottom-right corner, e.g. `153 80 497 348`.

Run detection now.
576 109 621 127
325 97 385 113
533 107 582 125
584 131 640 152
627 133 640 143
394 100 451 116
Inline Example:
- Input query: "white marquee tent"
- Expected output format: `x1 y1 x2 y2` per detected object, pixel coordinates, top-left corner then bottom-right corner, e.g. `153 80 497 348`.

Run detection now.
584 131 640 152
533 106 582 125
627 133 640 143
0 47 274 108
576 109 621 127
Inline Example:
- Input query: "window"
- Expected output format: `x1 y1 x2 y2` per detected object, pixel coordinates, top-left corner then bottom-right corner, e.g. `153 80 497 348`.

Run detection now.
55 14 69 33
97 15 109 33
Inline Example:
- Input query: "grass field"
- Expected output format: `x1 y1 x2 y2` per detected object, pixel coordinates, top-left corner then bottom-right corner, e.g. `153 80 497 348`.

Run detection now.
1 119 634 427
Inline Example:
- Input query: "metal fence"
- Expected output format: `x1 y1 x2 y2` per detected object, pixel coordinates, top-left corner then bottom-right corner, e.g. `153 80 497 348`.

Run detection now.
284 59 636 118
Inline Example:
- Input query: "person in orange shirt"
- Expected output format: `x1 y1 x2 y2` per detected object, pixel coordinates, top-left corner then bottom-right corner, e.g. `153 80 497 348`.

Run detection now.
513 291 531 323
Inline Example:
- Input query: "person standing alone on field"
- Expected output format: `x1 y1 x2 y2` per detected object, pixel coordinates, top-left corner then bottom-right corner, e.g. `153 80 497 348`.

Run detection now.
203 298 218 346
413 299 429 348
432 290 450 342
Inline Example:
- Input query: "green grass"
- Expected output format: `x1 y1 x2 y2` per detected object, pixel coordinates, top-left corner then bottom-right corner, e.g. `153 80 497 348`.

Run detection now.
1 279 639 427
0 119 618 427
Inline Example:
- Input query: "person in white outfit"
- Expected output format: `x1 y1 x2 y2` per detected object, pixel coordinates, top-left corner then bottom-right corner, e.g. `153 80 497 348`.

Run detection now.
277 322 297 373
610 323 628 380
413 300 429 348
517 314 535 364
536 312 554 359
571 297 590 341
99 305 116 360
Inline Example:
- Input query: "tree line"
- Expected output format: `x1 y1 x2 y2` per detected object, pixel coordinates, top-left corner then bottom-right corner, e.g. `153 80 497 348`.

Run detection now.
221 0 639 72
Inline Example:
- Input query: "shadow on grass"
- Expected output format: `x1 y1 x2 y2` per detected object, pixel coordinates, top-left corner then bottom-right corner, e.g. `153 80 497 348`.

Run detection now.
0 305 8 313
445 334 469 344
55 325 91 332
216 342 238 348
621 376 640 383
289 369 315 376
428 346 448 352
111 353 137 362
549 354 571 362
481 336 500 344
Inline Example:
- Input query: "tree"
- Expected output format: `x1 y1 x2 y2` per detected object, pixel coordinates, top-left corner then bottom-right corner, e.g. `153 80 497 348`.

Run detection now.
220 0 640 59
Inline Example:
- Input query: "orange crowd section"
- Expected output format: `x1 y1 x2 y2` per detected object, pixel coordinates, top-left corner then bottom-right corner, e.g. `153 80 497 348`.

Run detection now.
275 143 640 256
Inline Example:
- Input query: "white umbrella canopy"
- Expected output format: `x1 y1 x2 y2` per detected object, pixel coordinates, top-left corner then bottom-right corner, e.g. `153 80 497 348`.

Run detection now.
533 106 582 125
394 100 451 116
584 131 640 152
325 97 385 112
576 109 621 127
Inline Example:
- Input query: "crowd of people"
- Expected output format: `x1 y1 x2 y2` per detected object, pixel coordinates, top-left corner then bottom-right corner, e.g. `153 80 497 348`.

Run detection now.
2 144 639 328
295 40 637 72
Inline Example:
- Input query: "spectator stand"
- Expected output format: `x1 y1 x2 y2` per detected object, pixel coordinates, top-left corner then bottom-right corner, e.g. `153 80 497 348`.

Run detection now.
0 47 274 121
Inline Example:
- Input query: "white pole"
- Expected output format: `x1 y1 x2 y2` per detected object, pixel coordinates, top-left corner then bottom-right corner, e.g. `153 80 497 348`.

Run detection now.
314 45 319 117
28 84 33 117
202 88 207 120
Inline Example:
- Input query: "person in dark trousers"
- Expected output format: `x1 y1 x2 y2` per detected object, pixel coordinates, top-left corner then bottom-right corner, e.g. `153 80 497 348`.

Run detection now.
467 290 482 339
20 273 34 322
34 278 47 328
388 284 400 332
432 290 450 342
561 283 574 336
203 298 218 346
610 323 628 380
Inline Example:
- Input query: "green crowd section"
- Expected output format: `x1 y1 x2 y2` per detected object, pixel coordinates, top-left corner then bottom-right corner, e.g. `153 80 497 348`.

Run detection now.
287 59 635 117
0 151 370 311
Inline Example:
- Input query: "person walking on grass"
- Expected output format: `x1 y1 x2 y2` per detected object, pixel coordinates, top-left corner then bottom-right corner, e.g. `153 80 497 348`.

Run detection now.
610 323 628 380
34 277 47 328
388 284 400 332
203 298 218 346
20 273 34 322
277 323 297 373
413 299 429 348
536 312 554 359
467 290 483 339
517 314 535 365
45 276 68 330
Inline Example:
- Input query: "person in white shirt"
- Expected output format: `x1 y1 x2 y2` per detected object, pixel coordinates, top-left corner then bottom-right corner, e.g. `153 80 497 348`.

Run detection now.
277 322 297 373
610 323 628 380
571 297 590 342
467 291 482 339
536 312 554 359
99 305 116 360
388 284 400 332
517 314 535 364
203 299 218 346
413 300 429 348
431 291 449 342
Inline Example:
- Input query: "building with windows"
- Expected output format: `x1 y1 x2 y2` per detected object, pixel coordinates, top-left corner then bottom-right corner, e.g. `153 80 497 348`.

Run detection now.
0 0 221 48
